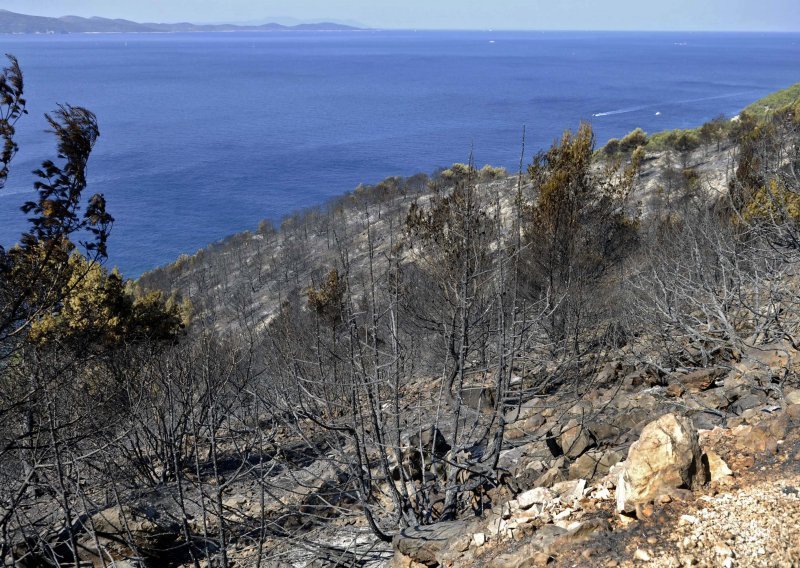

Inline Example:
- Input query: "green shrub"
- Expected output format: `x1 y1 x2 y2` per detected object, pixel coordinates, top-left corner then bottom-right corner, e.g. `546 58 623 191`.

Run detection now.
619 128 648 153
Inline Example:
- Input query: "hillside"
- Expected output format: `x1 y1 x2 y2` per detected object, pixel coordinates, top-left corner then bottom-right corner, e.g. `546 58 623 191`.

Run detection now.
0 9 362 34
2 48 800 568
744 81 800 118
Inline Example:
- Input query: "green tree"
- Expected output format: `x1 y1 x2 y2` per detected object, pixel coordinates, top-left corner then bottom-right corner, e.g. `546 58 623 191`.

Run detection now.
524 122 638 348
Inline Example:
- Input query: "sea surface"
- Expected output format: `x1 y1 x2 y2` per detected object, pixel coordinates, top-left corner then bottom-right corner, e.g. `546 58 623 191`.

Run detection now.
0 31 798 276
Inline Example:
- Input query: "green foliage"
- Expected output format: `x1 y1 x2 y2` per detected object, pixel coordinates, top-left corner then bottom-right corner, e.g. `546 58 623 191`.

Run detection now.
0 54 181 357
438 162 474 183
619 127 648 153
742 179 800 224
600 128 648 157
430 162 506 190
524 122 639 342
478 164 508 180
28 253 185 345
602 138 620 156
743 82 800 119
23 105 113 257
647 127 699 151
0 54 25 188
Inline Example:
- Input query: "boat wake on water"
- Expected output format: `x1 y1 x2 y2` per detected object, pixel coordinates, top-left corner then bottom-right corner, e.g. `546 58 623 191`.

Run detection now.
591 90 760 118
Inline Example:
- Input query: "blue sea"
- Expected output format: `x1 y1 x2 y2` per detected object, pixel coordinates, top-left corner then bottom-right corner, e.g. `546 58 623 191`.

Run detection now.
0 31 798 276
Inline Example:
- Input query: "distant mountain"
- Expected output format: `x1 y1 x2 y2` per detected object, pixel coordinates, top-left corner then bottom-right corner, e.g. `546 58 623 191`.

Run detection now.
230 17 369 28
0 9 363 34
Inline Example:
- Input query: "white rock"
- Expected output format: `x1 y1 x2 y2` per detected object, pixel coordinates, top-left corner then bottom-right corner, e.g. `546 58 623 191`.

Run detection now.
554 508 573 521
714 543 733 557
552 478 586 501
634 548 652 561
705 450 733 482
473 532 486 547
617 414 706 512
517 487 554 509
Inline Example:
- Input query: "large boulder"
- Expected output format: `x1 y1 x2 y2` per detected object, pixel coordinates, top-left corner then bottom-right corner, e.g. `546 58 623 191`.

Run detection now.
616 413 707 513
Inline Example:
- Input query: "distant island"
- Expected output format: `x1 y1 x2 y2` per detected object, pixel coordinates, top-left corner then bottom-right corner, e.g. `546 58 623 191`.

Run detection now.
0 9 363 34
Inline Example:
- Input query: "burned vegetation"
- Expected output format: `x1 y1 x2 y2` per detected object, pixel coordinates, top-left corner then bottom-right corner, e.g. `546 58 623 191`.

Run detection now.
2 54 800 567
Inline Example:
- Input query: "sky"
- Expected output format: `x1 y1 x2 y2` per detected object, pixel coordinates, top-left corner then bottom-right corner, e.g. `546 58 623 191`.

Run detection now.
1 0 799 31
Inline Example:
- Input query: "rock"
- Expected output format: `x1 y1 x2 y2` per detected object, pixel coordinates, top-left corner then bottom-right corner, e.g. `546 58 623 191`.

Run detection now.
461 386 496 412
768 411 791 438
730 392 766 415
705 450 733 482
535 463 567 488
523 413 547 431
570 449 623 480
558 419 596 459
679 368 725 393
586 421 622 445
787 403 800 422
623 372 646 389
634 548 652 561
569 452 600 480
596 361 621 386
616 413 707 512
393 521 468 566
489 545 551 568
740 341 799 375
720 374 753 404
546 519 610 555
737 423 779 455
410 426 451 459
529 524 568 552
88 504 182 563
517 487 555 510
666 382 686 397
692 390 729 412
786 389 800 405
551 478 586 502
223 494 249 509
472 532 486 547
715 543 733 557
532 552 553 566
687 410 724 431
599 449 624 470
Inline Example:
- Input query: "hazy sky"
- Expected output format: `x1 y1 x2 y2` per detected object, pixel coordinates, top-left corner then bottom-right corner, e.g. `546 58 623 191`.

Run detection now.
2 0 799 31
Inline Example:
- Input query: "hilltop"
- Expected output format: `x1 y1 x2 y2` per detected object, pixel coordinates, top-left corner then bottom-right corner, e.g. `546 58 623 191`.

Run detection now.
0 9 363 34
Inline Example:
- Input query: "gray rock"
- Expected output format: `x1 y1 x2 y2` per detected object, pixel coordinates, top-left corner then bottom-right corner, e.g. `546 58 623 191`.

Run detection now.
461 386 496 412
393 520 468 566
558 419 596 459
731 393 766 415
